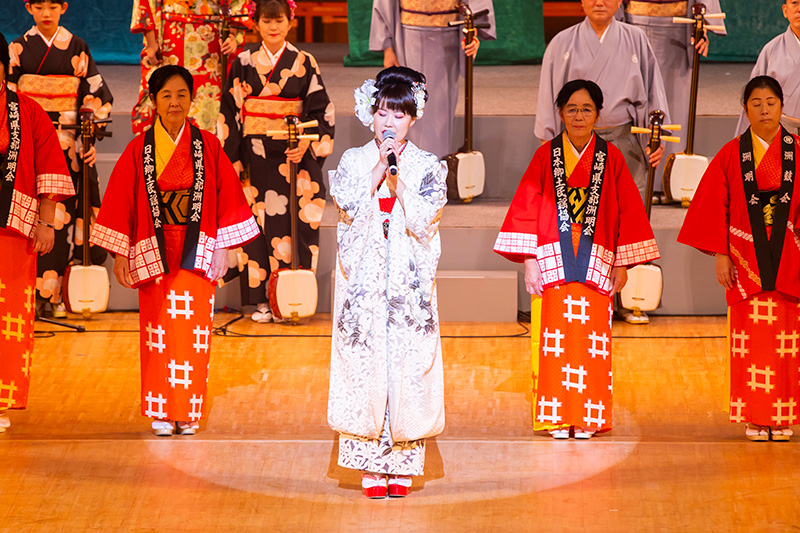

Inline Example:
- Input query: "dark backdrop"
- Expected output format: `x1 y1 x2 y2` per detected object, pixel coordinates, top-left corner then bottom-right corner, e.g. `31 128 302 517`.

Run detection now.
0 1 142 64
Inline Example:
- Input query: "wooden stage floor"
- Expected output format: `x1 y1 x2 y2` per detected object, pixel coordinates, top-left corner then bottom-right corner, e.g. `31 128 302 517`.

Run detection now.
1 313 798 532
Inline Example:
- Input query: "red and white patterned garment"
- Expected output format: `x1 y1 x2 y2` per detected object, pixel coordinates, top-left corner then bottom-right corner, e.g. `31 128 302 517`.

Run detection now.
680 129 800 426
91 120 259 287
535 223 615 432
0 86 74 410
537 281 613 432
679 131 800 305
729 292 800 426
495 133 658 431
0 230 37 410
494 134 659 295
138 225 215 421
91 119 257 421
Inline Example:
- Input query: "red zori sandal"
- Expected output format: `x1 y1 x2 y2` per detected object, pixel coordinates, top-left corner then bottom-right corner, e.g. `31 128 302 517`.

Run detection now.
388 475 412 498
362 473 388 499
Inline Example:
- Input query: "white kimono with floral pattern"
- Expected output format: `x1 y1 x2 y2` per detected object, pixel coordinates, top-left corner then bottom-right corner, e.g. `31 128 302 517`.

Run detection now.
328 140 446 475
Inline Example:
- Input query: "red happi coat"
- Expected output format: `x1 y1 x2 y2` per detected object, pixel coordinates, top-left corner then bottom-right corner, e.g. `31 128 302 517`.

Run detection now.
678 132 800 305
0 87 74 237
0 86 73 410
90 120 258 287
494 134 660 294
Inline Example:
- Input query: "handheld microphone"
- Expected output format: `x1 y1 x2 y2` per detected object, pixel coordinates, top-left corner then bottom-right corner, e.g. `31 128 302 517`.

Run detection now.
382 130 399 176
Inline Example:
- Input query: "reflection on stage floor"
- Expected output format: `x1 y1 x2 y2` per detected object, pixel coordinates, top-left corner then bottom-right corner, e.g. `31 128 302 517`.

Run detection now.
2 313 798 531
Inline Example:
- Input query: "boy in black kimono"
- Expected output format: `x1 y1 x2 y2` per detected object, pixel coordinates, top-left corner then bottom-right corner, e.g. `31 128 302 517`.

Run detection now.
8 0 113 317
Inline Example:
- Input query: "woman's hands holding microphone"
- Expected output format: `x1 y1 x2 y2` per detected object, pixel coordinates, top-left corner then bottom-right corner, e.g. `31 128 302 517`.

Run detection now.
371 131 405 201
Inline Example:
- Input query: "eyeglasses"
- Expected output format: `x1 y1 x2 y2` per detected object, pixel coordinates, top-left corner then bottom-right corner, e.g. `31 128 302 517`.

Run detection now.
563 107 596 118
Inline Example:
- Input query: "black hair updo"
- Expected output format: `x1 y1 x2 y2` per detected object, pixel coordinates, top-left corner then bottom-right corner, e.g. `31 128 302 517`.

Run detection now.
371 66 428 118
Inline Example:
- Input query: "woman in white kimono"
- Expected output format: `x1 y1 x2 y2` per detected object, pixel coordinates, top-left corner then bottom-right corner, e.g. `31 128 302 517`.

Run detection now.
327 67 447 499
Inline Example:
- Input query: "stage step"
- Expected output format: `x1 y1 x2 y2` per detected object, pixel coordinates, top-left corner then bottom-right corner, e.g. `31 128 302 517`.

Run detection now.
436 270 518 322
329 269 518 322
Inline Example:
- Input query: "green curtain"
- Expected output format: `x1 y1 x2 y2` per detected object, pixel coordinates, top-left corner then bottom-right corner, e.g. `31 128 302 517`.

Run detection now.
707 0 788 62
344 0 546 66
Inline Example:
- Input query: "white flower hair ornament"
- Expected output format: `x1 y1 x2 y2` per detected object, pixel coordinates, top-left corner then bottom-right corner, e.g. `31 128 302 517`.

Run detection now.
412 81 427 119
354 79 378 130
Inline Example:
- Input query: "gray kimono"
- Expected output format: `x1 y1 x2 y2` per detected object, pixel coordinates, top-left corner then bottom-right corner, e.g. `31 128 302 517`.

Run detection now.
736 27 800 136
535 17 670 199
623 0 726 190
370 0 496 158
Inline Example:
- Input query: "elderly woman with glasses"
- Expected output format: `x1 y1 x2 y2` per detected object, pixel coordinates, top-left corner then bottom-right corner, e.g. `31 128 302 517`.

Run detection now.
494 79 659 439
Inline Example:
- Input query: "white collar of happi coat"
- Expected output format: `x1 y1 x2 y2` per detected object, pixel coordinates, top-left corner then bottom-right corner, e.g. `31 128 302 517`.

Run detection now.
35 26 61 47
753 131 771 151
565 132 592 160
157 117 187 146
261 41 287 68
